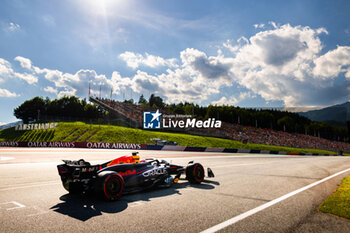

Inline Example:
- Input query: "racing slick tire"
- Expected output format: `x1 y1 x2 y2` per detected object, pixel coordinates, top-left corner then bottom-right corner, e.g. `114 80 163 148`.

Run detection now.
186 163 205 184
97 171 124 201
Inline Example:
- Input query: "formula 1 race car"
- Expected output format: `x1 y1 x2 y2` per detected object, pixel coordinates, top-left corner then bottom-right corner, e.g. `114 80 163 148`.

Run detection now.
57 152 214 201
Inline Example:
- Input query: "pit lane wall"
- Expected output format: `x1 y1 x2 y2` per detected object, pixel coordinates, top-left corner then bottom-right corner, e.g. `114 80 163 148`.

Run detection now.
0 141 342 156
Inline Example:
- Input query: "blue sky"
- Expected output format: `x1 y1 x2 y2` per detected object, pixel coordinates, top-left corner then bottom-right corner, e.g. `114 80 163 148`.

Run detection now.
0 0 350 124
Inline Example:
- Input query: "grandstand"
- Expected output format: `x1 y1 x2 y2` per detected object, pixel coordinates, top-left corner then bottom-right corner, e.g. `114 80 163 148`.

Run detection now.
90 96 174 128
90 97 350 153
90 97 143 128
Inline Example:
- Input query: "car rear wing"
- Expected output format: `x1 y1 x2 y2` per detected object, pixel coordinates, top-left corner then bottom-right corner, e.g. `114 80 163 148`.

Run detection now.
58 159 104 179
62 159 92 166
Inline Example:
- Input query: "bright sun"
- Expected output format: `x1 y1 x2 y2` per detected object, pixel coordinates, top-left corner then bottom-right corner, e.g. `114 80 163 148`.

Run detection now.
78 0 126 16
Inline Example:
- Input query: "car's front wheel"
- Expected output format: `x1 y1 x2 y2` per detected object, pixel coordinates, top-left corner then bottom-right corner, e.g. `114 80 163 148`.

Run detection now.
186 163 205 184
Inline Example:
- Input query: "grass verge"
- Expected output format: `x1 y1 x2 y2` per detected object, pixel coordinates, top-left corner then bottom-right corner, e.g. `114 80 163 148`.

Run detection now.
319 176 350 219
0 121 341 155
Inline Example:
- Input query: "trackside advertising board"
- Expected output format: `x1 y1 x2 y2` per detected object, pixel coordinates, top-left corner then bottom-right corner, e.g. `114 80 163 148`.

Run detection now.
0 141 147 149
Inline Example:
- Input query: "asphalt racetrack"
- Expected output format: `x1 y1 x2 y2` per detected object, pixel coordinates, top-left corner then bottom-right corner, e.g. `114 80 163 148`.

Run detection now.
1 148 350 233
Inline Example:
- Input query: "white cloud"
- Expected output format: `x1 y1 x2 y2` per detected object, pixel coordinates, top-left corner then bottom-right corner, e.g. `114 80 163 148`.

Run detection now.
269 21 278 29
14 56 32 70
43 86 58 94
35 67 113 98
8 22 20 32
57 89 76 98
0 58 14 76
313 46 350 79
0 88 19 97
179 48 232 83
117 49 230 103
108 47 234 103
120 52 178 69
222 23 349 106
253 23 265 29
211 96 238 106
14 72 38 84
0 57 37 84
223 37 249 54
211 92 254 106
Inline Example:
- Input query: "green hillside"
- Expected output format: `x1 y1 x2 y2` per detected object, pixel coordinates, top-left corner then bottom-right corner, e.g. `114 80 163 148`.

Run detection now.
0 122 339 155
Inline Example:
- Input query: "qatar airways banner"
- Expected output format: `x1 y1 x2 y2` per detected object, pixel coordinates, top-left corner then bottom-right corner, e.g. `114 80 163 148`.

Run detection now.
0 141 147 150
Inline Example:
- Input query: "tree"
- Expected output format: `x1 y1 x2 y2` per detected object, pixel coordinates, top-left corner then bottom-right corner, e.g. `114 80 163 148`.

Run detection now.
14 96 105 122
205 105 216 119
256 111 274 129
138 94 148 105
277 116 295 132
14 97 46 123
124 99 134 104
173 103 185 114
149 94 164 109
184 103 195 115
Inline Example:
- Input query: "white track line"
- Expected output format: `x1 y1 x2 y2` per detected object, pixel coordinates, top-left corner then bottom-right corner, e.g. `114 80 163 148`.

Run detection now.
0 157 15 161
0 180 58 188
7 201 26 210
0 201 26 210
211 163 272 168
165 155 290 160
201 167 350 233
0 181 60 191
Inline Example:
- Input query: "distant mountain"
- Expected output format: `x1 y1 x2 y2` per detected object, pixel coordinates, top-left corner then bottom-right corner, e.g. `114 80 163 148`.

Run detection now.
0 121 22 130
298 102 350 126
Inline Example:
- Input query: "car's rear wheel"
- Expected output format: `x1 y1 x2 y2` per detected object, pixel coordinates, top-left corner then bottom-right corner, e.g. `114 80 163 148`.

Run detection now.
98 171 124 201
186 163 205 184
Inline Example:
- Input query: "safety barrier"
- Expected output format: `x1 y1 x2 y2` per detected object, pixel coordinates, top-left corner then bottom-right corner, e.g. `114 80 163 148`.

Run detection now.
0 141 342 156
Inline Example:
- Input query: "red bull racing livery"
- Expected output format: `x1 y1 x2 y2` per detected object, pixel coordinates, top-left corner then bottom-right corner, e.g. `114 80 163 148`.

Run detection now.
57 152 214 201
